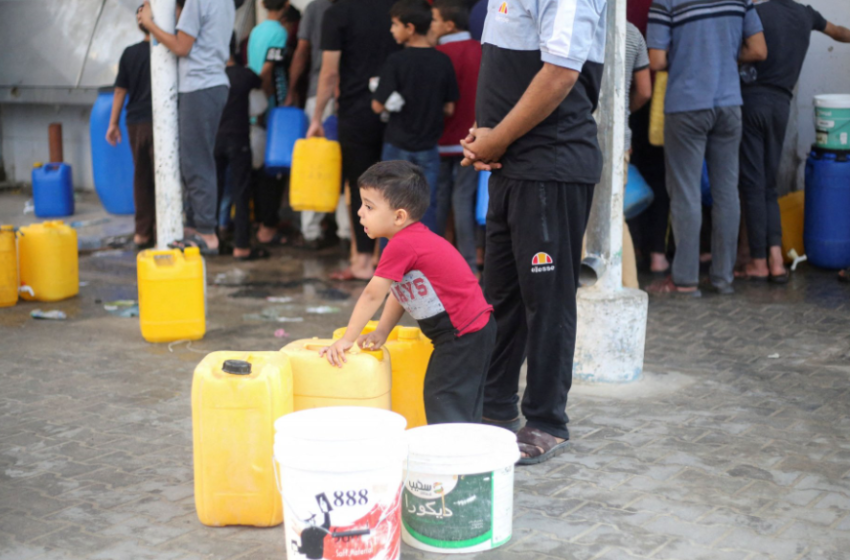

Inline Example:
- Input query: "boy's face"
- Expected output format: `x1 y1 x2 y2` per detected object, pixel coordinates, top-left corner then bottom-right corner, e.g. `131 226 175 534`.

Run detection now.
358 187 404 239
390 17 415 45
430 8 455 39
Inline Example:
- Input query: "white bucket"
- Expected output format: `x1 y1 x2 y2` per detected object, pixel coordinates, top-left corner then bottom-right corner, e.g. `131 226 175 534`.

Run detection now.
274 407 407 560
401 424 520 553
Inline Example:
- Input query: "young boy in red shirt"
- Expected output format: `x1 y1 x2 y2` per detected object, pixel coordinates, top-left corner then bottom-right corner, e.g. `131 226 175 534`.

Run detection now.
431 0 482 273
321 161 495 424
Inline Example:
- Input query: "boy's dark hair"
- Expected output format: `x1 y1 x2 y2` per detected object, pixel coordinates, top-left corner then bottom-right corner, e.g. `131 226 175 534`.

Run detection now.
433 0 469 31
390 0 433 36
283 4 301 23
358 161 430 222
263 0 288 11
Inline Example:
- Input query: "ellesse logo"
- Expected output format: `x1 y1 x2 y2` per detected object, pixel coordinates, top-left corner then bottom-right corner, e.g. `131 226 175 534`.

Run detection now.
531 252 554 273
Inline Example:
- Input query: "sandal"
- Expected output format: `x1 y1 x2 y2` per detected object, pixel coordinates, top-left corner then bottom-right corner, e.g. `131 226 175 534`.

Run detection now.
168 234 219 257
646 276 702 298
516 426 570 466
329 267 370 282
482 417 521 433
258 231 293 247
768 271 789 284
234 246 270 262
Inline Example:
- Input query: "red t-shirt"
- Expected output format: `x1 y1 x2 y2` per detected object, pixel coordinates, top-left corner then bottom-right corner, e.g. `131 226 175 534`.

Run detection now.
375 222 492 337
436 33 481 157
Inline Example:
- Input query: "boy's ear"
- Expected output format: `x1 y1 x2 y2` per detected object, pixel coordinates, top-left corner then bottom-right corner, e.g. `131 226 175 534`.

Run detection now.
405 21 417 34
445 19 457 33
394 208 409 225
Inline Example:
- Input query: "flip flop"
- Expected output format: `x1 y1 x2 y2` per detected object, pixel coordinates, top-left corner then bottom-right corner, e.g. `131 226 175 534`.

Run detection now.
768 272 789 284
516 426 570 466
646 277 702 298
234 246 270 262
482 417 521 433
329 267 370 282
168 234 219 257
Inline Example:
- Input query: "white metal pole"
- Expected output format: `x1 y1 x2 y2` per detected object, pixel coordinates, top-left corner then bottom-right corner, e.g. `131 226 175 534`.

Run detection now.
150 0 183 249
585 0 627 291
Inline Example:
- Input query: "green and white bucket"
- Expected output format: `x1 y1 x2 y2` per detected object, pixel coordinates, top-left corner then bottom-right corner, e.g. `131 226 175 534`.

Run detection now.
814 94 850 150
401 424 519 554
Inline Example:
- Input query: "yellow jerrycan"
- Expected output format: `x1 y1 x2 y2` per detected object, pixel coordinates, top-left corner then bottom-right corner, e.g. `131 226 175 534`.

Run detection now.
0 226 18 307
280 338 392 411
333 321 433 429
137 247 205 343
779 190 805 264
18 220 78 302
192 351 293 527
649 71 668 147
289 138 342 213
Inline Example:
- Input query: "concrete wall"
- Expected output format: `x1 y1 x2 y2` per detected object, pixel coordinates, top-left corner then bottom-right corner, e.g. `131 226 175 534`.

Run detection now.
778 0 850 194
1 103 95 190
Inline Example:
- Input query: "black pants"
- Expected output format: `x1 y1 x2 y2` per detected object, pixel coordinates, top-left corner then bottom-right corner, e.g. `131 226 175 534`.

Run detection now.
215 137 253 249
482 175 594 440
423 315 496 424
340 139 383 254
630 103 670 256
739 89 790 259
128 122 156 240
255 170 286 230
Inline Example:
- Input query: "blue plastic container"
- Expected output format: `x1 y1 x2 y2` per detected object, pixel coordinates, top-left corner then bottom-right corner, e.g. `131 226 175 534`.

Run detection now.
90 88 135 214
265 107 308 175
624 165 654 220
804 147 850 269
323 115 338 142
32 163 74 218
476 170 491 226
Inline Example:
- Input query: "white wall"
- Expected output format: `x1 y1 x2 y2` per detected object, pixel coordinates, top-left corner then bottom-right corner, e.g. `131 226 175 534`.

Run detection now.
779 0 850 194
1 103 95 190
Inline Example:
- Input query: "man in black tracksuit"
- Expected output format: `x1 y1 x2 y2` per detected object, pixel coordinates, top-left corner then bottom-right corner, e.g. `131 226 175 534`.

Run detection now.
738 0 850 281
461 0 607 464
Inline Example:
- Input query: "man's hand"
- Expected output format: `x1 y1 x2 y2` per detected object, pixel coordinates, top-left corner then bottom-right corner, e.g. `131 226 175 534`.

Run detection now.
106 124 122 146
138 1 153 28
461 127 505 171
357 330 388 351
319 339 353 367
306 119 325 138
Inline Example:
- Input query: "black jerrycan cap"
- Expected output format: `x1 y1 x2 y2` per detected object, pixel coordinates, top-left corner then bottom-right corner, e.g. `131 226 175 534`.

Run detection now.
222 359 252 375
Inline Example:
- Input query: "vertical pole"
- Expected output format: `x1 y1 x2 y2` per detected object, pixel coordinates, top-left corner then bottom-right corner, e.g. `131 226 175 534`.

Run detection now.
585 0 627 291
150 0 183 249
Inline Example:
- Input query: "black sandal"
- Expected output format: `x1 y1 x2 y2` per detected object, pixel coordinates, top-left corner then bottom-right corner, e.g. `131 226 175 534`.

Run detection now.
516 426 570 466
168 234 219 257
234 246 270 262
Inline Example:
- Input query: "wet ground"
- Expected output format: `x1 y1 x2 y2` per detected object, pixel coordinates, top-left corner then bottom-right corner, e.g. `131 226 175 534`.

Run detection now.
1 191 849 560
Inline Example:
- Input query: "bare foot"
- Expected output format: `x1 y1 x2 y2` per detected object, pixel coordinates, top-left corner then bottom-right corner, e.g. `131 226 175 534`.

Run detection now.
257 225 280 244
520 436 566 459
768 246 787 277
197 232 218 251
741 258 769 278
233 247 251 259
133 234 151 245
650 252 669 273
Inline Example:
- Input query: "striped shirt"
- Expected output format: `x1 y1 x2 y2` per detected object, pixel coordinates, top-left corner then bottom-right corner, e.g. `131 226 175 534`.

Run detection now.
646 0 763 114
625 22 649 149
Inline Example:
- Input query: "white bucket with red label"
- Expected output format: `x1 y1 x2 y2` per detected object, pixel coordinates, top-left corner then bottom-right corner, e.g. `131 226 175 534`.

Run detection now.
274 407 407 560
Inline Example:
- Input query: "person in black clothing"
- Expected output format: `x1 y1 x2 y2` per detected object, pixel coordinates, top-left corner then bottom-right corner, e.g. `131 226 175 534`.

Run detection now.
216 35 267 261
461 0 605 464
737 0 850 282
372 0 459 233
107 5 155 249
306 0 401 281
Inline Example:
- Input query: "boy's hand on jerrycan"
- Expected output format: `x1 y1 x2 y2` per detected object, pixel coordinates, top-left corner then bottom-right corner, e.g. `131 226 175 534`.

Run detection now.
319 339 353 368
357 331 387 351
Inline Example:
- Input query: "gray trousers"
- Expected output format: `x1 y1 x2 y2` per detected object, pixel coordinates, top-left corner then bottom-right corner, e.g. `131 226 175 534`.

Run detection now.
179 86 229 234
665 106 742 288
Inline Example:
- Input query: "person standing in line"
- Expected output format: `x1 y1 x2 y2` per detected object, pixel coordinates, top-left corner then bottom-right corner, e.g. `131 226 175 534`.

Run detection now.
373 0 459 233
646 0 767 296
306 0 400 280
431 0 482 274
461 0 606 464
248 0 291 247
107 5 155 250
139 0 233 255
286 0 352 251
737 0 850 282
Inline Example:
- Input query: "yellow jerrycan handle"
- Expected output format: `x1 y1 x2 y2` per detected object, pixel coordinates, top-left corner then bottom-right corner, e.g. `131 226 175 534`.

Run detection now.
302 342 384 361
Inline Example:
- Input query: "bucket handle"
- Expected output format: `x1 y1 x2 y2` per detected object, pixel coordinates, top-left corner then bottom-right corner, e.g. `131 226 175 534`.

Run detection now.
302 343 383 360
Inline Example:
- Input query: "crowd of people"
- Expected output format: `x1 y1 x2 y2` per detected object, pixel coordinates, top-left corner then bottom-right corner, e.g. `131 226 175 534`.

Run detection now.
106 0 849 463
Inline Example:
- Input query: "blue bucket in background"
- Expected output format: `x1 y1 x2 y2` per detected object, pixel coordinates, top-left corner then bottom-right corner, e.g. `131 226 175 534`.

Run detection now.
476 170 491 226
32 163 74 218
624 165 654 220
265 107 308 175
90 88 135 214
